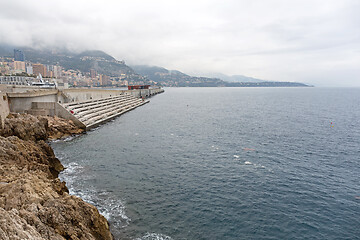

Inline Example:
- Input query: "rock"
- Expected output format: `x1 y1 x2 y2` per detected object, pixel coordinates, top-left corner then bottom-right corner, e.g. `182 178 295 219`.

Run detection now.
38 115 84 140
0 113 48 141
0 114 113 240
0 113 84 141
0 208 45 240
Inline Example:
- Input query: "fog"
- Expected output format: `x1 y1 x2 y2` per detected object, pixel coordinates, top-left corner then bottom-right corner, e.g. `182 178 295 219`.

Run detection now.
0 0 359 86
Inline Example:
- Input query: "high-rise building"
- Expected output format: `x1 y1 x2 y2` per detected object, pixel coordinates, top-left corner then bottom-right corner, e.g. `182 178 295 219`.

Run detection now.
32 64 47 77
53 65 62 78
14 49 25 61
26 65 33 75
13 61 26 72
99 74 110 85
90 69 97 79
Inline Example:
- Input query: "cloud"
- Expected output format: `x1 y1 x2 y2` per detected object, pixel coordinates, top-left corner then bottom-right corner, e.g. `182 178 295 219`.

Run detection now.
0 0 359 86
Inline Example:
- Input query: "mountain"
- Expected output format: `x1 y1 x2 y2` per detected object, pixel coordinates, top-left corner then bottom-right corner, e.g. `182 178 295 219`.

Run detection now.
209 73 266 83
131 65 225 87
76 50 116 61
131 65 310 87
1 44 310 87
0 44 138 77
22 48 136 77
0 44 14 57
131 65 169 81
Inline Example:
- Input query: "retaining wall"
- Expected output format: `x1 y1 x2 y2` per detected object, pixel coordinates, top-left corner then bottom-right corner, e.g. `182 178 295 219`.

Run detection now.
0 92 10 128
62 88 164 102
62 89 126 102
7 90 64 113
5 88 164 124
55 103 86 129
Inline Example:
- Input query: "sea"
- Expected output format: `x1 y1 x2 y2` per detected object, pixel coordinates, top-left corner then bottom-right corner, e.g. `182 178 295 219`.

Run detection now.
51 87 360 240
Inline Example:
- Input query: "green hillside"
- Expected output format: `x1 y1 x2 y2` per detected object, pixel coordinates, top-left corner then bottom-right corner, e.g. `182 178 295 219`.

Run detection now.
22 48 136 77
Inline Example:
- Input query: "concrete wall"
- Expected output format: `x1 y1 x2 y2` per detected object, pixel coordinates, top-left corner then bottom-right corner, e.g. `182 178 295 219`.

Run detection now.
7 91 64 113
0 84 42 93
30 102 56 116
128 88 164 98
63 88 164 102
55 103 86 129
63 89 126 102
0 92 10 128
4 88 164 123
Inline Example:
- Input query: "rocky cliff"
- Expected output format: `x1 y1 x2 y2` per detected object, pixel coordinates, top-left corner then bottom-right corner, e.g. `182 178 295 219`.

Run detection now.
0 114 113 240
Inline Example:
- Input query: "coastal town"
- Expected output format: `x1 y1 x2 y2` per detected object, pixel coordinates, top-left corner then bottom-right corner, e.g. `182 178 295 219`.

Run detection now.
0 49 156 88
1 48 310 88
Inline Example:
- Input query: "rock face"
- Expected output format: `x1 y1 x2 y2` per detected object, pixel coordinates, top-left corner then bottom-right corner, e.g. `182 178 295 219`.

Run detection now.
0 114 113 240
0 113 84 141
39 115 85 140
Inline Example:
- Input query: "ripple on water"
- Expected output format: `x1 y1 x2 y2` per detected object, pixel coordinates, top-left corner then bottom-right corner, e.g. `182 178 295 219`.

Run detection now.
60 162 131 231
52 88 360 240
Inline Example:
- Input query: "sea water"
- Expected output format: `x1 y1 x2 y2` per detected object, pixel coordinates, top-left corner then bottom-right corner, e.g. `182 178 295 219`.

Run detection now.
52 87 360 240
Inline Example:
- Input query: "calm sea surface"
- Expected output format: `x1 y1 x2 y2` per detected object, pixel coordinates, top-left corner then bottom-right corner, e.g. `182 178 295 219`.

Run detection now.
52 87 360 240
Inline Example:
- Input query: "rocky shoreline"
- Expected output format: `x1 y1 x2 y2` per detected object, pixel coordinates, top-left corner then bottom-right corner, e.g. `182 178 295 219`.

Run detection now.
0 114 114 240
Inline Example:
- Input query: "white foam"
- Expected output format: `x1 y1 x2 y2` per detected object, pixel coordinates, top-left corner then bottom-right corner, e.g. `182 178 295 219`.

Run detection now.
60 163 131 228
96 192 131 227
233 155 240 158
69 187 131 228
244 161 252 165
135 233 173 240
63 162 84 174
63 135 76 142
89 126 100 131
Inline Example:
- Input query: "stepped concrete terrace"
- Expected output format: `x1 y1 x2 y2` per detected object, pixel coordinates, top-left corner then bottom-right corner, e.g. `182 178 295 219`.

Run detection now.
62 93 148 130
3 86 164 130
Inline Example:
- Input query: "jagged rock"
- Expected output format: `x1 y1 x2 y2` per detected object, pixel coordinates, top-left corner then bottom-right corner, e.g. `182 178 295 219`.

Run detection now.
0 113 48 141
38 115 84 140
0 113 84 141
0 208 45 240
0 114 113 240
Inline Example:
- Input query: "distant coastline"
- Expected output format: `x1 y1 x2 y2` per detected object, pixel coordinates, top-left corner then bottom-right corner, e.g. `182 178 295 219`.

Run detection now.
0 45 310 88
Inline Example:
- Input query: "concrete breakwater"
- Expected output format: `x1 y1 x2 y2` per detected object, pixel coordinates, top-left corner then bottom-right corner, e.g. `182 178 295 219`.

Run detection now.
61 94 148 130
0 114 113 239
1 86 164 130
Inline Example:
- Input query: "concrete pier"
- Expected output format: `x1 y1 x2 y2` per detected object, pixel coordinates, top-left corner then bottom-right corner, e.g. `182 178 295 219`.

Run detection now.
1 85 164 130
61 87 164 102
61 93 148 130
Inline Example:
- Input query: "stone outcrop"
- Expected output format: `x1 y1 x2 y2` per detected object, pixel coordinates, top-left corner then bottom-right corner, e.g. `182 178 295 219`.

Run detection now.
0 114 113 240
39 115 84 140
0 113 84 141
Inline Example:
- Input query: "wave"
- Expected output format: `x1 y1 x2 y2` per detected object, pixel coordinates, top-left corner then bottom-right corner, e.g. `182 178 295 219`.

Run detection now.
135 233 173 240
59 162 131 229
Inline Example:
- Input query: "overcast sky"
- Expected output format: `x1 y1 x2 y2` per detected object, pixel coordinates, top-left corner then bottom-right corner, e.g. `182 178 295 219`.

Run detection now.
0 0 359 86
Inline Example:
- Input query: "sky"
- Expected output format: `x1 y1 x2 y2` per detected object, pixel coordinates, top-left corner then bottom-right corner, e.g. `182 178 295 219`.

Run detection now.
0 0 359 86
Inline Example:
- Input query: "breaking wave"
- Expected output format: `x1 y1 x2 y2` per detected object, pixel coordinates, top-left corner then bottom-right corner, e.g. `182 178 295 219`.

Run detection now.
135 233 173 240
59 162 131 229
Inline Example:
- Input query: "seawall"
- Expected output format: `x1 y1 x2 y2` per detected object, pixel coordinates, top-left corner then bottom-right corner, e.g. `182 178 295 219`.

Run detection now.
3 86 164 130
